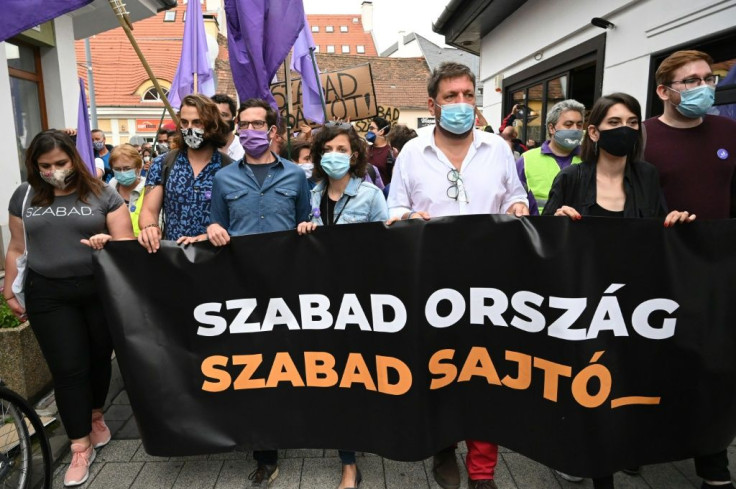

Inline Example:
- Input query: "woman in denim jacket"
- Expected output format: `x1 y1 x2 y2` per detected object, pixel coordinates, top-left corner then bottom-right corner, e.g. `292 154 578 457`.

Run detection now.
296 122 387 489
298 123 388 232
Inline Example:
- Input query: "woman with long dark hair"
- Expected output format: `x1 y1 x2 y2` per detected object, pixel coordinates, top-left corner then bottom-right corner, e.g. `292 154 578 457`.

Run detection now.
544 92 694 225
297 122 388 488
3 130 134 486
543 94 694 488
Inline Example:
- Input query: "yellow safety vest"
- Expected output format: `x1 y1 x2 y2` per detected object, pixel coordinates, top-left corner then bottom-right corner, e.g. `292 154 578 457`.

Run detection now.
130 188 145 237
522 147 581 213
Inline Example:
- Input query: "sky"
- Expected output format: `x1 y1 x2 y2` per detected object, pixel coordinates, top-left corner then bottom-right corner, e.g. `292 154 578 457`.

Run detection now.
302 0 451 53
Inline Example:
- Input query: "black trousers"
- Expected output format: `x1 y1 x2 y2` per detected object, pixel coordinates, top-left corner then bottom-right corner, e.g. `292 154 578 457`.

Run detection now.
25 269 113 440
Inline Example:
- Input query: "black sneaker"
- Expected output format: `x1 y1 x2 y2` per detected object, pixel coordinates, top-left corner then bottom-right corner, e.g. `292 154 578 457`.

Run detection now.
248 464 279 487
468 479 498 489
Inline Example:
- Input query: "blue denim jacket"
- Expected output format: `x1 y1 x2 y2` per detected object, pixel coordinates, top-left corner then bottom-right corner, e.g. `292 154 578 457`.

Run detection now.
210 154 311 235
308 176 388 225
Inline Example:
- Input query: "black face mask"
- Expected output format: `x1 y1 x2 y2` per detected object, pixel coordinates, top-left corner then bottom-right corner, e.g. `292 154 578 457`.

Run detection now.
597 126 638 157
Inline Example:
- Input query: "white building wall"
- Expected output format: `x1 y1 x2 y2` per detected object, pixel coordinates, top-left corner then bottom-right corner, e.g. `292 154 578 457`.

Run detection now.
479 0 736 127
41 16 79 129
0 47 21 262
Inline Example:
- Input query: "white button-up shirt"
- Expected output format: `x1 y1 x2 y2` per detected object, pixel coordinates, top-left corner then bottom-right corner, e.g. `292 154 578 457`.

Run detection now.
387 128 528 218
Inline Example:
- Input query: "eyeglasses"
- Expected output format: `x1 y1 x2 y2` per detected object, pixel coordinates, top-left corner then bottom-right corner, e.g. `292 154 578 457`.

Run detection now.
668 75 720 90
447 169 469 204
324 121 353 130
238 120 268 130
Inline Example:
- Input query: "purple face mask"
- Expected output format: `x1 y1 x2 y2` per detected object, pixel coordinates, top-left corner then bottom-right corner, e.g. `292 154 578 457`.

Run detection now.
239 129 271 157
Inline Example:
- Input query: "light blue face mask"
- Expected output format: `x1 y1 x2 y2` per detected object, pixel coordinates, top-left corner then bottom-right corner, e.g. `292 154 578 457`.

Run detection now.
671 84 715 119
114 169 138 186
320 152 351 179
437 102 475 135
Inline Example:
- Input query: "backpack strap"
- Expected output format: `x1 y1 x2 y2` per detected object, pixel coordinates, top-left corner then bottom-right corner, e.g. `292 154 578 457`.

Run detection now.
161 149 180 192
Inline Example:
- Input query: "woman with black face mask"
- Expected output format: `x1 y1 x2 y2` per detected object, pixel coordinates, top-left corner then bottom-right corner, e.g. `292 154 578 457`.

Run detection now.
543 95 694 488
543 92 695 227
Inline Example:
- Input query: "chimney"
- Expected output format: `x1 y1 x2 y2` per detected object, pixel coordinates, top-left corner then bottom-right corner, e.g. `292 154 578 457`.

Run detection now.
361 1 373 33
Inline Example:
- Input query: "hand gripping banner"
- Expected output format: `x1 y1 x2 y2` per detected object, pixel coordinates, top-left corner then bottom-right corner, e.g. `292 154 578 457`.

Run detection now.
93 216 736 478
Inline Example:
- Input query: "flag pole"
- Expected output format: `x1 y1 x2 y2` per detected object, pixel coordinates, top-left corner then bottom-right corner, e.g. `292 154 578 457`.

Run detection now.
108 0 179 124
309 47 328 121
283 54 293 156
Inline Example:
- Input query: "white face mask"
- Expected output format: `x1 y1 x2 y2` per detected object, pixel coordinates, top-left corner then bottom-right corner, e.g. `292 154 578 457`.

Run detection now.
39 168 75 190
181 128 205 149
298 162 314 179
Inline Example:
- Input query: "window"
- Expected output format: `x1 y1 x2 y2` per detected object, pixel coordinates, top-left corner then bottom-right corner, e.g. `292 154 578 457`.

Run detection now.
7 41 47 181
326 45 335 53
326 25 334 33
142 86 169 102
164 11 176 22
352 17 359 24
340 26 348 33
504 35 604 143
311 26 319 33
314 45 320 53
342 45 350 54
356 45 365 54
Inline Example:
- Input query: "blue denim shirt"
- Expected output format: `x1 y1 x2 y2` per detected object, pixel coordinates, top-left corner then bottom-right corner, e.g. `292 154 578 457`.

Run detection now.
308 176 388 225
210 154 311 235
146 149 224 240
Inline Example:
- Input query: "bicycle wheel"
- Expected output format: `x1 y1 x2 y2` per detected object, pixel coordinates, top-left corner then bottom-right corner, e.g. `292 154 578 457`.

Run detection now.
0 386 52 489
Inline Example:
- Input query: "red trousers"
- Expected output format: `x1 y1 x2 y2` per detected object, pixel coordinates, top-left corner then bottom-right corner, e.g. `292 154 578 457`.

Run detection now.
465 440 498 480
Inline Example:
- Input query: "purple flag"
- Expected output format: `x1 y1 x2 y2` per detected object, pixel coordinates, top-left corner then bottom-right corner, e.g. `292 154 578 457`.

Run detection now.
291 14 325 124
0 0 93 43
76 78 96 176
225 0 305 111
169 0 215 109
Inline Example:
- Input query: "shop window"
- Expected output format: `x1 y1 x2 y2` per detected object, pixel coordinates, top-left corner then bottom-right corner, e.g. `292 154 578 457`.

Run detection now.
6 40 47 181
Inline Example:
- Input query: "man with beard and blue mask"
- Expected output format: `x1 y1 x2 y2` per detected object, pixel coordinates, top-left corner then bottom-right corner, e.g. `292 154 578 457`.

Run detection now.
207 98 309 242
387 61 528 489
643 50 736 489
645 50 736 222
516 99 585 215
137 94 233 253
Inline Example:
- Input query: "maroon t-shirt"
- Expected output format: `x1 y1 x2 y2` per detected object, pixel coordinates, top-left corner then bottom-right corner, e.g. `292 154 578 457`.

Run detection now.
643 115 736 219
368 144 392 184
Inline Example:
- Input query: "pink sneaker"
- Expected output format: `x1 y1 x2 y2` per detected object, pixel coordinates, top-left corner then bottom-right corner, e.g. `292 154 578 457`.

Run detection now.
89 412 111 448
64 443 96 486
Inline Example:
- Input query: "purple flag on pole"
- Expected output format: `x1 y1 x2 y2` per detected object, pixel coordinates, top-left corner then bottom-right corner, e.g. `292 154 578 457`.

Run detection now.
76 78 96 176
169 0 216 109
0 0 93 43
291 14 325 124
225 0 305 111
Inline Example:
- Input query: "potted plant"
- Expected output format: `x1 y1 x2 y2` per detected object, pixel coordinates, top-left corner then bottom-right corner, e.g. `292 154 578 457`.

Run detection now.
0 290 52 402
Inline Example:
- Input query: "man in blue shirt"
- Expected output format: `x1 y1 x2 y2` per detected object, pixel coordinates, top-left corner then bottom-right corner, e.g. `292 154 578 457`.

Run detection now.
207 98 310 243
137 94 231 253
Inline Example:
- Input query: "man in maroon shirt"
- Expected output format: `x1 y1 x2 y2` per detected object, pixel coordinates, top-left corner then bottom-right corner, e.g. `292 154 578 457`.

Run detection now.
644 49 736 489
366 116 393 184
644 50 736 220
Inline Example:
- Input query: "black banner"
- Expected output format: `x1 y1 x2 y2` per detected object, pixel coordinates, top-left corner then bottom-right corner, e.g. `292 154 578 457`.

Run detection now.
94 216 736 478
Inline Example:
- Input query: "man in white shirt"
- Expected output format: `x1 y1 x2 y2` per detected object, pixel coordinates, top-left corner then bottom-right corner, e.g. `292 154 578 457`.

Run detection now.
212 93 245 161
388 63 528 222
387 62 528 489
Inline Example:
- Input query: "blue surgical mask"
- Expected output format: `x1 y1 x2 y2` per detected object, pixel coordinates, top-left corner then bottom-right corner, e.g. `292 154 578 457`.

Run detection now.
672 84 715 119
365 131 377 144
437 102 475 135
320 152 351 179
114 169 138 186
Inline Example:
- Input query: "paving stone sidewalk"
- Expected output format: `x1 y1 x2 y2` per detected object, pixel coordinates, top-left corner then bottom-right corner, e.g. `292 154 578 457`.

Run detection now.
48 361 736 488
